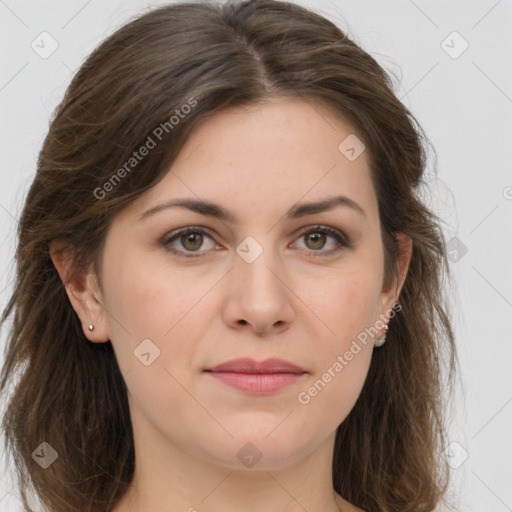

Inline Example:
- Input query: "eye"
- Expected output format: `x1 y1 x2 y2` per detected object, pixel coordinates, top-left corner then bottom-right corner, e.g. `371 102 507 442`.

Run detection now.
161 225 351 259
161 227 217 258
291 225 351 257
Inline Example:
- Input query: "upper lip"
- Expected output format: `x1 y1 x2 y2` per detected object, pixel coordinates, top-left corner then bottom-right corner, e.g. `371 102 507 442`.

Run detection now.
205 358 306 374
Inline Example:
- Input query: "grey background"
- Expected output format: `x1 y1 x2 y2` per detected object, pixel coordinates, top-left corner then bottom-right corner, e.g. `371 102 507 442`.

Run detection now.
1 0 511 510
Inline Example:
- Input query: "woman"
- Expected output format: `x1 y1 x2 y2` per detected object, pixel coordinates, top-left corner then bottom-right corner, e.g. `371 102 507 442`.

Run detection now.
0 1 459 511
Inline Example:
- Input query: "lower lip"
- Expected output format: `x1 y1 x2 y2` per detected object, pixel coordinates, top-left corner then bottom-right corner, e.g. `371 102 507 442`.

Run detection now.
206 371 305 394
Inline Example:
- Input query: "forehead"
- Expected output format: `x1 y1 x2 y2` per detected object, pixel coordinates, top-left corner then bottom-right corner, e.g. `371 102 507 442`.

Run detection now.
127 97 378 224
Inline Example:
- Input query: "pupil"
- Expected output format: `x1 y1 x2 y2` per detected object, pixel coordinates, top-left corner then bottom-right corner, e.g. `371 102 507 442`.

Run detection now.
307 232 325 249
184 233 202 250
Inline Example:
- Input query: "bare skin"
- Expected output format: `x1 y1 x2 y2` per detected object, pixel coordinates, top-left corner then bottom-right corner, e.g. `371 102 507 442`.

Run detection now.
51 97 411 512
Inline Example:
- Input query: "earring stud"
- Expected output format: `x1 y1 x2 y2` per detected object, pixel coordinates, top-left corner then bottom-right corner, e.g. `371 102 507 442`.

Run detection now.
88 324 94 331
374 323 388 347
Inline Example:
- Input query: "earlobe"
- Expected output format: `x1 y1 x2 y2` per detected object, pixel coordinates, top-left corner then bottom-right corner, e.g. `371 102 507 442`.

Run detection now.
49 240 109 343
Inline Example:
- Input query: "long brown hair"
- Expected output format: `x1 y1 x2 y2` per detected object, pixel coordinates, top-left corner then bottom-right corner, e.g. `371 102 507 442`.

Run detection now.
0 1 460 511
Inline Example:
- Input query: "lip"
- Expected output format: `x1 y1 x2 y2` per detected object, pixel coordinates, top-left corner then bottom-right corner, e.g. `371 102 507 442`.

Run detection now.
204 358 307 394
206 357 306 374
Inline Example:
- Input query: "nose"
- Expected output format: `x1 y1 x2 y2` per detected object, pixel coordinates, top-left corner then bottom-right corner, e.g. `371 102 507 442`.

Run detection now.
221 246 295 337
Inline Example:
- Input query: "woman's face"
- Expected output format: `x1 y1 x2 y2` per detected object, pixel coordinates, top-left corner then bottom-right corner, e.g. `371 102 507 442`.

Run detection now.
84 97 410 470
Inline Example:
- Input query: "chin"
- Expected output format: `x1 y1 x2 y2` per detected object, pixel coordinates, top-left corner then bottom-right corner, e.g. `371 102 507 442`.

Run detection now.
194 430 318 471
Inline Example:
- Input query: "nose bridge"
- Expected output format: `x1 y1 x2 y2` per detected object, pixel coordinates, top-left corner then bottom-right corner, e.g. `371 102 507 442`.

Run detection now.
234 233 285 298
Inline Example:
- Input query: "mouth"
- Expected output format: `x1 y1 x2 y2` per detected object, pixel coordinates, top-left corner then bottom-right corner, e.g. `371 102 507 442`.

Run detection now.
204 358 307 394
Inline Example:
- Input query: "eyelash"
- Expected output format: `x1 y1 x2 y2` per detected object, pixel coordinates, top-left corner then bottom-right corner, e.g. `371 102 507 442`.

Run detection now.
161 225 351 259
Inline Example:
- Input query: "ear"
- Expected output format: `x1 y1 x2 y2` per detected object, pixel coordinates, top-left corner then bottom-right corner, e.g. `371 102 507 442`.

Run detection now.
49 240 110 343
378 231 412 328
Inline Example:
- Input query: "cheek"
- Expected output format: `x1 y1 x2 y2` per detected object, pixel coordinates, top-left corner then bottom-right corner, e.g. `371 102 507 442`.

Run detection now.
296 315 374 433
303 262 382 346
102 251 218 374
300 346 372 435
294 263 379 409
102 249 195 335
102 255 209 426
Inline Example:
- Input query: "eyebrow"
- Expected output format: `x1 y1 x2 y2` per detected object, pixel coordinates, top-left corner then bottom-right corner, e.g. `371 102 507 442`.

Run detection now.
138 194 366 223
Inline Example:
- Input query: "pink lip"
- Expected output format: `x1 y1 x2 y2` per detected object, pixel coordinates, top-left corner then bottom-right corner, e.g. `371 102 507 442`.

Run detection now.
207 357 306 374
205 358 307 394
